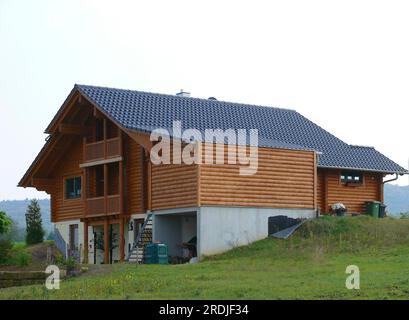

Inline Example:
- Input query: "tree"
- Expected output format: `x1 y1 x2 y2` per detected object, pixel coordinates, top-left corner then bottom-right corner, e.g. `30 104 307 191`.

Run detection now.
0 211 12 235
25 199 45 245
0 211 13 264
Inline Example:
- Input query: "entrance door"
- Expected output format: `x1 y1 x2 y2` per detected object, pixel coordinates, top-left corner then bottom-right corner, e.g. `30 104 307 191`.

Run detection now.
68 224 79 262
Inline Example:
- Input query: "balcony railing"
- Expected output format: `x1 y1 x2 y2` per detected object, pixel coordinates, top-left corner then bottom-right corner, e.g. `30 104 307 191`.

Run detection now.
85 195 120 217
84 137 121 163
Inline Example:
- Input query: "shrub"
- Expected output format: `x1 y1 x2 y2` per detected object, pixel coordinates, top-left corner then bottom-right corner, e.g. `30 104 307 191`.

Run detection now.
64 257 77 272
0 239 13 264
9 251 31 267
399 212 409 219
0 211 12 235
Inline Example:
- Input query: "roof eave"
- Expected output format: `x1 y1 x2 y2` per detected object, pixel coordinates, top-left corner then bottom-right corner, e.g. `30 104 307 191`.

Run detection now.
317 165 409 175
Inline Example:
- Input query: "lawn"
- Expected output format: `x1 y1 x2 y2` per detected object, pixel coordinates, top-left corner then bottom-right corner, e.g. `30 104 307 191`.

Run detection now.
1 216 409 300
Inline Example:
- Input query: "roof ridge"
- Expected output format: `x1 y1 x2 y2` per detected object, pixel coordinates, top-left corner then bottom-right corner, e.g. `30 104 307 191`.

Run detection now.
349 145 375 149
75 83 296 113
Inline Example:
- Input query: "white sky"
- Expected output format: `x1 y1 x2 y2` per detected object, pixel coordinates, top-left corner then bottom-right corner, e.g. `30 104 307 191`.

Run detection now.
0 0 408 200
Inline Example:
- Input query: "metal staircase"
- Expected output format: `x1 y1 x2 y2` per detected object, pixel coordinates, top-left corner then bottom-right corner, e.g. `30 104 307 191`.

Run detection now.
128 213 153 263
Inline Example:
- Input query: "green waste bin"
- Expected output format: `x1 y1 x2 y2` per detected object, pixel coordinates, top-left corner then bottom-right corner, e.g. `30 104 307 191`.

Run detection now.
144 243 168 264
365 201 381 218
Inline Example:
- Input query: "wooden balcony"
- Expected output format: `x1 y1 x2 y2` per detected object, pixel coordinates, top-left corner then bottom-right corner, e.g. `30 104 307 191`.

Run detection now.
85 195 120 217
83 137 121 164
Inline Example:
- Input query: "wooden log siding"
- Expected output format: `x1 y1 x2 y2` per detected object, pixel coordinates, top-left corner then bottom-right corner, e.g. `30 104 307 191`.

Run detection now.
199 147 316 209
50 139 84 222
316 169 383 213
151 163 199 210
124 137 144 214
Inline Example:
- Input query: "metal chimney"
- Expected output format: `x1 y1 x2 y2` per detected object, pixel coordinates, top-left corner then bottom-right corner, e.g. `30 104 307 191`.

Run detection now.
176 89 190 98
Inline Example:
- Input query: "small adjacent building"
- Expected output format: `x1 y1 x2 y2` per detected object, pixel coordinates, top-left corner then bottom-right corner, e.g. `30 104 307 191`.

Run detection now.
19 85 407 264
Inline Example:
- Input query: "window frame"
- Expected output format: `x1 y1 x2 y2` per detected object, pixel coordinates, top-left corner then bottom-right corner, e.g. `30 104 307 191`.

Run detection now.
340 171 364 185
63 175 83 201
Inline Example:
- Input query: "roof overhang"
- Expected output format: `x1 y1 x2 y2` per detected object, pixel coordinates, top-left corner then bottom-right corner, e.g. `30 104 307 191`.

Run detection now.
317 165 409 175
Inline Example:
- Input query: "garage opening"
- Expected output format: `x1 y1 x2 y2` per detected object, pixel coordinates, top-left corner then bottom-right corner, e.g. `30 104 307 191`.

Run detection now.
153 212 197 264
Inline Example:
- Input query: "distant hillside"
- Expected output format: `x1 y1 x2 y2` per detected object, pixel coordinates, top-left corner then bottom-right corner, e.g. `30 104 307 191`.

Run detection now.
0 199 51 232
384 184 409 215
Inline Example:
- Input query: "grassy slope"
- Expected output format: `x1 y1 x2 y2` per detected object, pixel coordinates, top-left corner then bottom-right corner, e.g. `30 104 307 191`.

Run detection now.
1 216 409 300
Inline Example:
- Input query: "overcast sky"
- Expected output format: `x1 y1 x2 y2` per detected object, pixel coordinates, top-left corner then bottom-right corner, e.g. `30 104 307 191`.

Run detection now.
0 0 408 200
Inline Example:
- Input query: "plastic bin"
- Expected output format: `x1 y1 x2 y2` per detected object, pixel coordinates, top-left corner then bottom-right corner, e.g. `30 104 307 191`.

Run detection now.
144 243 168 264
379 204 387 218
365 201 381 218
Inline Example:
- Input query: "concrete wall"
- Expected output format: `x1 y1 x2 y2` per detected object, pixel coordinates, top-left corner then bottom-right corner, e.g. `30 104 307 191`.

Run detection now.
197 206 316 257
55 220 95 264
153 215 183 256
153 210 197 257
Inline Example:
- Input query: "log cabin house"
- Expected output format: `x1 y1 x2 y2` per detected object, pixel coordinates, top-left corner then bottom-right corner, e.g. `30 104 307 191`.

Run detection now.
19 84 407 264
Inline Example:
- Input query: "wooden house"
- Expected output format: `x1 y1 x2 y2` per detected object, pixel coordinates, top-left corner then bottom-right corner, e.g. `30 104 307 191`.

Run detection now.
19 85 407 264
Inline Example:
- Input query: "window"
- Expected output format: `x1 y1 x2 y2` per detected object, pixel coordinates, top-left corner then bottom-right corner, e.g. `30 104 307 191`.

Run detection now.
65 177 82 199
340 171 363 184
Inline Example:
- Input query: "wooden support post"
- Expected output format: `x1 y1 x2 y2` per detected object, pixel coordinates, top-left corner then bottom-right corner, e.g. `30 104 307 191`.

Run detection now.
119 131 124 214
104 163 108 215
119 218 125 262
83 139 87 218
104 219 109 264
83 220 89 264
103 118 107 158
147 160 152 211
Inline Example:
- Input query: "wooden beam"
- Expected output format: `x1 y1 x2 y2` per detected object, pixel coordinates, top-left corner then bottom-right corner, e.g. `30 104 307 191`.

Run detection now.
147 160 152 211
59 124 92 135
31 177 55 186
104 164 108 215
79 157 123 168
119 131 124 214
94 107 105 119
103 219 109 264
83 220 89 264
126 129 153 152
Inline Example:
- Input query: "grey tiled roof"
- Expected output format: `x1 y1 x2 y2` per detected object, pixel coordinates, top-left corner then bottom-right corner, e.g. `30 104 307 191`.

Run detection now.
75 84 407 174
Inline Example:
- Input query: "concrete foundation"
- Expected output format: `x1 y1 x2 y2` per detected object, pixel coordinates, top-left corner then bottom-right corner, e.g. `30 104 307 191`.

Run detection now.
152 206 316 259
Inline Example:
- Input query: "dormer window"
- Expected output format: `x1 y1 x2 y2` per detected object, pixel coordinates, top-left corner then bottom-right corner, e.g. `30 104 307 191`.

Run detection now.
340 171 363 184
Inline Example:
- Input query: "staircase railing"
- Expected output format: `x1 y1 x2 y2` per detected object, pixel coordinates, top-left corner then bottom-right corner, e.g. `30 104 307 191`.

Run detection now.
128 213 153 260
53 226 67 259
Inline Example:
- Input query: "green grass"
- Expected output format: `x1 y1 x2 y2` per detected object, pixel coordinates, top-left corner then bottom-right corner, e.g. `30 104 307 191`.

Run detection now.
2 216 409 299
12 242 27 250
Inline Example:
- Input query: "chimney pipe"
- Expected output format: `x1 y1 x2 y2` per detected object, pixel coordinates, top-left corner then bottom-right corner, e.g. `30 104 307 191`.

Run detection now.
176 89 190 98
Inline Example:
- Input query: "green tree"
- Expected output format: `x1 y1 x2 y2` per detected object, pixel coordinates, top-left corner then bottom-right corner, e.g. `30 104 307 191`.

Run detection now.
0 211 12 235
25 199 45 245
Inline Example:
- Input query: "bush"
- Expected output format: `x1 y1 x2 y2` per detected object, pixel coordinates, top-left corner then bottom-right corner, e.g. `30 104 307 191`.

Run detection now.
9 251 31 267
0 211 12 235
0 239 13 264
64 257 77 272
399 212 409 219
